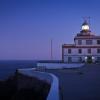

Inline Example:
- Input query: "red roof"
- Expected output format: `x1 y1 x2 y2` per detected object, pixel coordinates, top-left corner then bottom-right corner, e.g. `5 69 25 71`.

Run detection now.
62 44 100 48
74 35 100 40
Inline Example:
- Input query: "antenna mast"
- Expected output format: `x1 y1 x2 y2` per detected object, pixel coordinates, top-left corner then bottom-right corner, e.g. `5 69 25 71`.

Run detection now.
83 16 91 25
50 39 53 60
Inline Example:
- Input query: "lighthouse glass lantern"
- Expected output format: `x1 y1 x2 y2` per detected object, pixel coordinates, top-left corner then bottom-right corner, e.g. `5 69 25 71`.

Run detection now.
82 21 89 31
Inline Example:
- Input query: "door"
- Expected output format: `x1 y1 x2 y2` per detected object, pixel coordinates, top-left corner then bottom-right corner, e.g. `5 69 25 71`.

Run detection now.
87 56 92 63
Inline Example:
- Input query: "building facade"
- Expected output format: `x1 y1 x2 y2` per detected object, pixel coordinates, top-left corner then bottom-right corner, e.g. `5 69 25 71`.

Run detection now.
62 21 100 63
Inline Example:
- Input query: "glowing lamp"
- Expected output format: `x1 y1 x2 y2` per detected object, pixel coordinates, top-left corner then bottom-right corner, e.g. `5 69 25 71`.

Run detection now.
85 56 87 60
82 25 89 30
92 56 95 59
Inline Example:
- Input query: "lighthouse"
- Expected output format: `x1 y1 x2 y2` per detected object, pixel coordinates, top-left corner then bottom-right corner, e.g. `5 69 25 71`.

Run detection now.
62 20 100 63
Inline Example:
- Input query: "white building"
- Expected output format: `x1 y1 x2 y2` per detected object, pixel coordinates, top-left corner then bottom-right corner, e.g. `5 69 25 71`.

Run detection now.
62 20 100 63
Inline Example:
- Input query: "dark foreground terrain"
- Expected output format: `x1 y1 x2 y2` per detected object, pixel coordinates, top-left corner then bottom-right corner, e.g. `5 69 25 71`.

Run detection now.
0 73 50 100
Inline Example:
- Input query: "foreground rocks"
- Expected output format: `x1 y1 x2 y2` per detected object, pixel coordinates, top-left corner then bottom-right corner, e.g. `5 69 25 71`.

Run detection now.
0 73 50 100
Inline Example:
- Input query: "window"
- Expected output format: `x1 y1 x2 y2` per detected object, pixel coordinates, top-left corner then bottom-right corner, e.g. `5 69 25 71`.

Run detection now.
79 57 82 62
97 40 100 44
78 40 82 45
97 49 100 53
88 48 91 54
68 49 71 54
68 57 72 62
86 40 92 45
78 49 82 54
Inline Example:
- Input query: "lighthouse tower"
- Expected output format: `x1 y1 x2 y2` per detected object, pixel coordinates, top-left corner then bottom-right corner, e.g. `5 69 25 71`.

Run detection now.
62 20 100 63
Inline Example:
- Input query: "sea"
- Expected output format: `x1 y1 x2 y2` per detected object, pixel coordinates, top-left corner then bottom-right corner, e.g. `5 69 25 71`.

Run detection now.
0 60 37 80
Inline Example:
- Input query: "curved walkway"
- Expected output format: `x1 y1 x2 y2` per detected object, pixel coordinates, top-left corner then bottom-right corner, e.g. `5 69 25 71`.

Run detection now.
46 64 100 100
18 68 59 100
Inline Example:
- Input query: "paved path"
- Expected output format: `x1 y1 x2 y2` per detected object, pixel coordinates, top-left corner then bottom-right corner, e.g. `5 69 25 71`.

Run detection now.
46 64 100 100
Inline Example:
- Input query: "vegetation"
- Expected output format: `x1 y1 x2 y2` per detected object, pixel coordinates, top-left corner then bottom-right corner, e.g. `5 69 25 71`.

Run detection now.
0 73 50 100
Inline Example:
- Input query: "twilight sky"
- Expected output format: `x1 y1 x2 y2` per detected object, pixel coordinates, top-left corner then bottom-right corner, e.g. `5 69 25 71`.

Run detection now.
0 0 100 60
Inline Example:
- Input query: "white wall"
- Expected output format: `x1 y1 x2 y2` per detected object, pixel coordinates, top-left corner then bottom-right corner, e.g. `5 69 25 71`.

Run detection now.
63 47 100 62
64 48 78 55
37 63 84 69
64 48 100 56
75 39 100 46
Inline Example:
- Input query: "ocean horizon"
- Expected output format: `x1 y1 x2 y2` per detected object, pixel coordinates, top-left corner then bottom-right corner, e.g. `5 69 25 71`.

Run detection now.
0 60 37 80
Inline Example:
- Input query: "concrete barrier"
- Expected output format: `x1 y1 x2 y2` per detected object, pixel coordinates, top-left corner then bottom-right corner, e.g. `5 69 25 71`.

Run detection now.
37 63 84 69
18 68 59 100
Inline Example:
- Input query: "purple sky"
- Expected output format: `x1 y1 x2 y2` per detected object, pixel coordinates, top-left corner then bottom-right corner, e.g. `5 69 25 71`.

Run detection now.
0 0 100 60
